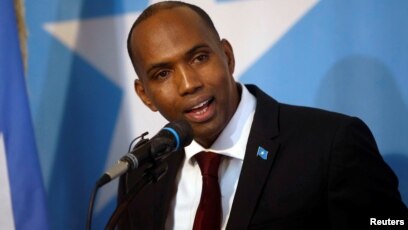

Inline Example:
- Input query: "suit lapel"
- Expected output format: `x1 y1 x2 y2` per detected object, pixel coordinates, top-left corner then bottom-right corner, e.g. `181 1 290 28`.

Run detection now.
123 150 184 229
152 150 185 228
227 85 281 230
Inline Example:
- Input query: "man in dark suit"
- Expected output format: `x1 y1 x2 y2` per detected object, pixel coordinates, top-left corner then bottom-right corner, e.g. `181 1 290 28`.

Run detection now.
118 1 407 229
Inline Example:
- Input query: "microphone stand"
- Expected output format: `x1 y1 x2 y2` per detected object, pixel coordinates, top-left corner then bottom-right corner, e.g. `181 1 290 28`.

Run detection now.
105 162 168 230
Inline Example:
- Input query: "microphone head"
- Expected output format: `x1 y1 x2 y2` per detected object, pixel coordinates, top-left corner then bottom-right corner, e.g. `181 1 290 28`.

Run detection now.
164 120 193 150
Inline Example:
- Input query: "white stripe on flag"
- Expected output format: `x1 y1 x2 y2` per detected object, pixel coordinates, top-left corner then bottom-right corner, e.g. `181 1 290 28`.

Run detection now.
0 133 15 230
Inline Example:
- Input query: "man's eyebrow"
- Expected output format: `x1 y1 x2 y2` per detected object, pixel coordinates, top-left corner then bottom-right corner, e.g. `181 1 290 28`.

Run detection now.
146 44 211 75
185 44 210 58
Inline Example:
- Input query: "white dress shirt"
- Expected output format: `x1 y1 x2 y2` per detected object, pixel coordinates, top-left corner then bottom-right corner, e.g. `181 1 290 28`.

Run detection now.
166 84 257 230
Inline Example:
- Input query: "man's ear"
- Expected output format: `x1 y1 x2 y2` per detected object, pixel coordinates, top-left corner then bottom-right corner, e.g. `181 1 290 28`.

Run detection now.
134 79 158 111
221 39 235 74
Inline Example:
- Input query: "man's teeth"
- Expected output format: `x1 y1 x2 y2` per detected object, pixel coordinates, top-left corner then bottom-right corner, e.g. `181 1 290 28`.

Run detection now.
192 99 210 109
194 106 208 115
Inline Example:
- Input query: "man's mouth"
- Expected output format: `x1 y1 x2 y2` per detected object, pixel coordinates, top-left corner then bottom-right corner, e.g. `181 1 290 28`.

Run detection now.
189 99 211 113
185 98 215 122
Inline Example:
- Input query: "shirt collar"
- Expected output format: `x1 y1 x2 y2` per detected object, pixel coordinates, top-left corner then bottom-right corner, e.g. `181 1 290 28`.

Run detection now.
185 84 256 161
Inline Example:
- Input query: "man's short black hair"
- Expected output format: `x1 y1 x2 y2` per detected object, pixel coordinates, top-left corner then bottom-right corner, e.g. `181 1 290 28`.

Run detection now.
127 1 220 66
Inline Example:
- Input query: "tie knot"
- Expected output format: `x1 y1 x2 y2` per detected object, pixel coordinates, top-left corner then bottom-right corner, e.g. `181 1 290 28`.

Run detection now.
195 151 221 177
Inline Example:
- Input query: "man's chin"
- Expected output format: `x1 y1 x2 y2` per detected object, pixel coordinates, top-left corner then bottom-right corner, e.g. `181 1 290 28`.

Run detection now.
191 122 225 148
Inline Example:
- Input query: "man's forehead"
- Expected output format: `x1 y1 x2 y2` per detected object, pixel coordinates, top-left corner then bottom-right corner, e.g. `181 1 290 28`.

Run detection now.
131 8 212 51
135 7 202 32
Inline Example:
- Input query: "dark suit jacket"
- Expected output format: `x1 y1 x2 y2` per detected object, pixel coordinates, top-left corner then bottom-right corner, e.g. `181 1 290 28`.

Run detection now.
117 85 407 229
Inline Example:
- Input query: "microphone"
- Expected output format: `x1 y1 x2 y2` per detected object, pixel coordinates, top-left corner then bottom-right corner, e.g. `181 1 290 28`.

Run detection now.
97 120 193 187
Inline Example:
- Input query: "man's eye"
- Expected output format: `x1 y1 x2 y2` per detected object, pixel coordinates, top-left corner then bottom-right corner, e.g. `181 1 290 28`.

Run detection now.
193 54 209 63
156 70 170 79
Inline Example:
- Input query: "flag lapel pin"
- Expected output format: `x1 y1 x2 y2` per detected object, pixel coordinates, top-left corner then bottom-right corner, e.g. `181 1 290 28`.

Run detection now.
257 146 269 160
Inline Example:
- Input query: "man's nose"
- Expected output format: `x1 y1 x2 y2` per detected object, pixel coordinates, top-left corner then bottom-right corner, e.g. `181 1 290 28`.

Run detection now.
177 65 203 95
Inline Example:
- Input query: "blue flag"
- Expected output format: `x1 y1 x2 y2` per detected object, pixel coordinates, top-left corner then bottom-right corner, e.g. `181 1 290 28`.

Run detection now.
0 0 49 229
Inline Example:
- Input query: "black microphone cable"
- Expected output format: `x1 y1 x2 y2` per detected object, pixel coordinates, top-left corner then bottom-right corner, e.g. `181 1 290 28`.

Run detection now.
86 120 192 230
86 132 148 230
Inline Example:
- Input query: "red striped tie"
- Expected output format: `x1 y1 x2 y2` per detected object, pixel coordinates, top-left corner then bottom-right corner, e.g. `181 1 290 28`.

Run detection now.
193 151 222 230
